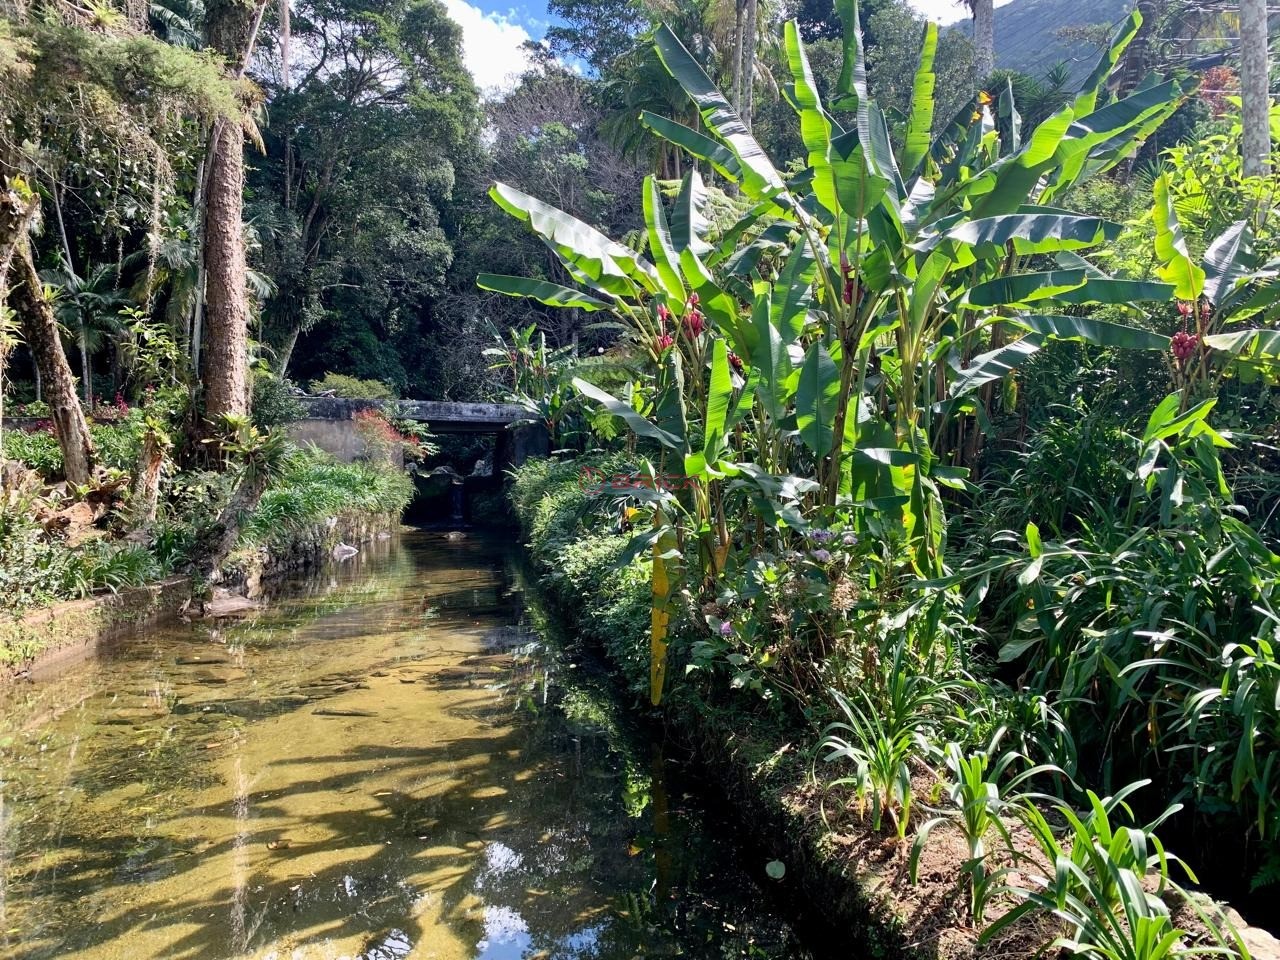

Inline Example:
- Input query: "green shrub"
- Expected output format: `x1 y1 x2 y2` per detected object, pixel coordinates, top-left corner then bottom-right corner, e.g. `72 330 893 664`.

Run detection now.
240 451 413 547
1 417 143 477
2 428 62 475
252 370 304 430
310 372 397 400
0 506 87 611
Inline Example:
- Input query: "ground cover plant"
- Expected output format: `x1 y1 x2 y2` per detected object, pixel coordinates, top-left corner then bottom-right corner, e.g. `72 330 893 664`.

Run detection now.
488 0 1280 954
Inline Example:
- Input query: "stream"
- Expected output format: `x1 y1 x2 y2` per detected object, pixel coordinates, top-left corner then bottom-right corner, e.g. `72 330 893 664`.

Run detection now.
0 530 817 960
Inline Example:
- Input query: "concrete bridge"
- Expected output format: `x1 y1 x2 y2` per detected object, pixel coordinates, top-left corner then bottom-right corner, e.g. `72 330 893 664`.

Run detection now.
288 397 549 470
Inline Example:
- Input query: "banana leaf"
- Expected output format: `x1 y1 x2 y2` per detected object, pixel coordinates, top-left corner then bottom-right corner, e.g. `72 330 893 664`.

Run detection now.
654 26 787 203
1153 173 1204 301
796 342 840 458
642 176 685 303
477 274 611 311
491 183 659 297
1015 313 1170 350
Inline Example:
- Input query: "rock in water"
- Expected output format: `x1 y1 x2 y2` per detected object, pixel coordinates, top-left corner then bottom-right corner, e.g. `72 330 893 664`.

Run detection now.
332 543 359 561
204 590 260 618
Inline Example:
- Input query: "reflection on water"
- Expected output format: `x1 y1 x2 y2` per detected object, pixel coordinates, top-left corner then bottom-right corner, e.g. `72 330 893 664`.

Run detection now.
0 531 812 960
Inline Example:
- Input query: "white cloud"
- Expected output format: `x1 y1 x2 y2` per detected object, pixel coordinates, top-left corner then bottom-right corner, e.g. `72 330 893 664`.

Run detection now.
440 0 536 94
906 0 1016 26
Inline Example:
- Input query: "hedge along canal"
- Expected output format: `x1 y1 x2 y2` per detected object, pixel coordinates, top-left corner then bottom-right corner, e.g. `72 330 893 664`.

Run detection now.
0 529 827 959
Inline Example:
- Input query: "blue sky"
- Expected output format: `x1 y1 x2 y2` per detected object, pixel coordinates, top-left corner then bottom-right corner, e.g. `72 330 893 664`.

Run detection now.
442 0 1014 92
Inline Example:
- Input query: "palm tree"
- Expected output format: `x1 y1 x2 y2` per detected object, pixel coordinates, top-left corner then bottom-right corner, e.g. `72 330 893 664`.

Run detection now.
43 263 125 405
965 0 995 88
149 0 205 46
1240 0 1270 176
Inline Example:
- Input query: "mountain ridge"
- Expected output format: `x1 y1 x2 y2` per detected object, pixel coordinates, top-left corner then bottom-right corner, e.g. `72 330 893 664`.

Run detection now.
949 0 1135 85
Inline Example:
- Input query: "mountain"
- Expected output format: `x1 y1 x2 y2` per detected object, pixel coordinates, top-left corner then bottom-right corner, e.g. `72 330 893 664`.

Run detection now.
950 0 1134 86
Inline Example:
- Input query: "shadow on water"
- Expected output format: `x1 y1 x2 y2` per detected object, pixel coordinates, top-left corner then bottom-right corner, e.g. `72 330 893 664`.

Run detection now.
0 530 819 960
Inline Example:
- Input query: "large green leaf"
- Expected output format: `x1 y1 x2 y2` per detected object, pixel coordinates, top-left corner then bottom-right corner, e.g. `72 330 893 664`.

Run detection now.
1056 278 1174 305
834 0 867 102
1015 313 1170 351
972 270 1172 307
796 342 840 458
477 274 610 311
901 21 938 178
704 338 733 462
654 26 787 203
1046 80 1188 201
1203 220 1254 307
642 176 685 303
1153 173 1204 301
750 288 795 420
771 241 817 343
670 169 714 258
949 337 1043 397
968 270 1089 307
784 20 837 216
573 378 682 448
947 213 1121 257
1204 329 1280 358
830 127 891 221
998 77 1021 155
492 183 658 297
639 112 743 183
1073 8 1142 116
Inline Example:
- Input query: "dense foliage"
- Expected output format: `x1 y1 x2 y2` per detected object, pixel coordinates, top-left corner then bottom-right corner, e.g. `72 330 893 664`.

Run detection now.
490 1 1280 954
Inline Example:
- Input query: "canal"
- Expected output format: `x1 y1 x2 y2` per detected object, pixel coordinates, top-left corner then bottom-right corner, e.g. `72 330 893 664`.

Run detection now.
0 531 816 959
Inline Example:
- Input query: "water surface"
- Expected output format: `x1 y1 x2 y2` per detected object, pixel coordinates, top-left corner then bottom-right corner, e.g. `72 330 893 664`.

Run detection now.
0 531 811 960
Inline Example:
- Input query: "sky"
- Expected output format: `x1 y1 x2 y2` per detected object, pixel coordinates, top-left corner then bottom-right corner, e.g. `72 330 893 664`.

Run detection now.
441 0 1017 92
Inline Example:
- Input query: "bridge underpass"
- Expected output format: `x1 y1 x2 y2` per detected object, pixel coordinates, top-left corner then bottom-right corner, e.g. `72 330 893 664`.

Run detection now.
288 398 550 473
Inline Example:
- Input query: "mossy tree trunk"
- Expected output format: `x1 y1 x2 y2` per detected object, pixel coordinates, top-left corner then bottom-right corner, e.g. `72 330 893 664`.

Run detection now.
1 178 95 485
13 241 96 486
199 0 261 436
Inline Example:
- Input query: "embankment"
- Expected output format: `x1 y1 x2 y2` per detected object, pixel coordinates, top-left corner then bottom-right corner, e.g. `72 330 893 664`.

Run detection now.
0 509 401 681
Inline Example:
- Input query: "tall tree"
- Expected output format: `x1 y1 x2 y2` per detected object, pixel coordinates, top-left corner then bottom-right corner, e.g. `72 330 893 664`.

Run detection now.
252 0 479 381
967 0 994 87
201 0 265 430
545 0 648 72
13 241 97 484
742 0 759 130
1240 0 1271 176
1 11 237 478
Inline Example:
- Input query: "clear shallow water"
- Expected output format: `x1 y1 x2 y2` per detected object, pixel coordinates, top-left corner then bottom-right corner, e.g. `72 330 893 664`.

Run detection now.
0 531 813 960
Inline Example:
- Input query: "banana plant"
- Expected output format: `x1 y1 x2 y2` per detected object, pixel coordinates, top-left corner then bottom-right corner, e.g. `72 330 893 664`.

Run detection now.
478 0 1191 678
1151 178 1280 401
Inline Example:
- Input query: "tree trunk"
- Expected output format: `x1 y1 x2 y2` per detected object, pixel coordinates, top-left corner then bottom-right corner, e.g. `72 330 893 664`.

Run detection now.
276 323 300 375
201 117 250 429
130 427 168 531
732 0 745 112
742 0 757 131
972 0 995 89
12 242 95 485
80 329 92 406
1240 0 1271 177
199 0 265 435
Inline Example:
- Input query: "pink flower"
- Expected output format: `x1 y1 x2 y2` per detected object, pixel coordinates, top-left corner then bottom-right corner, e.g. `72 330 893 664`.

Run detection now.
727 351 744 374
1171 330 1199 363
683 309 705 338
656 334 675 352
